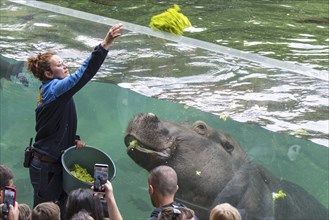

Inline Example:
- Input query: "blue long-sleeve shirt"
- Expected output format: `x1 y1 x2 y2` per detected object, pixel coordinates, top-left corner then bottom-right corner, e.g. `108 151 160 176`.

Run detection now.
33 44 108 160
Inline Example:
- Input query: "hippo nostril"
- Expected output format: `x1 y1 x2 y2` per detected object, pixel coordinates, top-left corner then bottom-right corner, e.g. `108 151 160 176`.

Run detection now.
146 112 159 120
223 142 234 153
144 113 159 123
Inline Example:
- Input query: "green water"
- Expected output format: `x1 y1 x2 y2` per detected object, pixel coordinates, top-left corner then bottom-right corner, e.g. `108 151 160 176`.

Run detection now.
0 78 328 219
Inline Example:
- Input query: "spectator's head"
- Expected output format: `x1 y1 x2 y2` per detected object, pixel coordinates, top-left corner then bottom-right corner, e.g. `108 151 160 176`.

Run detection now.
32 202 60 220
65 188 103 220
148 165 178 207
70 209 94 220
0 164 14 203
158 206 195 220
18 203 32 220
210 203 241 220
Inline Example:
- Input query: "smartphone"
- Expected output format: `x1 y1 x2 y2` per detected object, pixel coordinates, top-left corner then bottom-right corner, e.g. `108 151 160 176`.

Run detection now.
93 163 108 193
2 186 16 215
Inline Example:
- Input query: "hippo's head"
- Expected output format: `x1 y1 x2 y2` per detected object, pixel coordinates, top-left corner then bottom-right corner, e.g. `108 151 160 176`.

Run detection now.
125 113 329 220
124 113 248 207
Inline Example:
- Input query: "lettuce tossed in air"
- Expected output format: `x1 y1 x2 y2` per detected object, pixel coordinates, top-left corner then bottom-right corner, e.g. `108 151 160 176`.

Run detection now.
149 4 191 35
70 163 93 183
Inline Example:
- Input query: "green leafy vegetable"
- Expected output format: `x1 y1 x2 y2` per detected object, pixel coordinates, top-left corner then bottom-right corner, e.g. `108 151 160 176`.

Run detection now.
69 163 93 183
272 190 287 200
149 4 191 35
129 140 138 149
289 128 310 136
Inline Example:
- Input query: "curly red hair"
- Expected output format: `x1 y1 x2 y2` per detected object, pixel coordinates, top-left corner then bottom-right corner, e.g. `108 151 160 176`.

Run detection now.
27 51 56 81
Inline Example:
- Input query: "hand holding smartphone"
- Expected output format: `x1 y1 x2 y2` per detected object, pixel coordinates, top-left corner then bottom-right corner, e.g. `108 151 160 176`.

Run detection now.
93 163 108 194
2 186 16 215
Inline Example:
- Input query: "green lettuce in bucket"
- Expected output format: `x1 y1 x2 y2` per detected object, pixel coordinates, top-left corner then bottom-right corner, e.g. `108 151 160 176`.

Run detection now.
62 146 116 194
69 163 93 183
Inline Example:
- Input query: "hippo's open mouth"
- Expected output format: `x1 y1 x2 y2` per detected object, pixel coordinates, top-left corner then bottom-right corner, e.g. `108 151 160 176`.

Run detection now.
124 134 171 158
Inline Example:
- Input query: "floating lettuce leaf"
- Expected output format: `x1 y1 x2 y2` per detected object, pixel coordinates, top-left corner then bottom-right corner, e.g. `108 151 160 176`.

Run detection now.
69 163 93 183
219 114 229 121
149 4 191 35
289 128 310 136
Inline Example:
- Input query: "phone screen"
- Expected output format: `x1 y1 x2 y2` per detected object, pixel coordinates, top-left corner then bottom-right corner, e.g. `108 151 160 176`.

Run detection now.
93 164 108 193
2 187 16 214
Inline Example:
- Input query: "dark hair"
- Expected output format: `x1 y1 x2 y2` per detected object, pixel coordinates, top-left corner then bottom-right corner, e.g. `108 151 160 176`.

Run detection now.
65 188 103 220
27 51 56 81
0 164 14 190
32 202 60 220
158 206 195 220
70 209 94 220
148 165 178 196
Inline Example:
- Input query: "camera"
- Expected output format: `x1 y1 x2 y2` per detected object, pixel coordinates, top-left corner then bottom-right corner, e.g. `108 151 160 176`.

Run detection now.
93 163 108 193
2 186 16 215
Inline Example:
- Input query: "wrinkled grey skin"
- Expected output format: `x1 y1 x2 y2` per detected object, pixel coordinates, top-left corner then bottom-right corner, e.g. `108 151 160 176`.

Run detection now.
1 54 28 86
124 113 328 220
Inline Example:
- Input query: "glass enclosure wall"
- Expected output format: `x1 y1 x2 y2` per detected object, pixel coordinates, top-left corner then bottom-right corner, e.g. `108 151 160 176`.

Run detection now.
1 1 328 219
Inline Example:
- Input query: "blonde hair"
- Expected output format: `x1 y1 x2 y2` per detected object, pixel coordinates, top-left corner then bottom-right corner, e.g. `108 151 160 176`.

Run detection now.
210 203 241 220
32 202 60 220
18 203 31 220
27 51 56 81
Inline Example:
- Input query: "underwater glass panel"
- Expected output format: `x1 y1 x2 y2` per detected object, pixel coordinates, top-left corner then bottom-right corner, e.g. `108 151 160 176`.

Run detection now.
1 0 328 219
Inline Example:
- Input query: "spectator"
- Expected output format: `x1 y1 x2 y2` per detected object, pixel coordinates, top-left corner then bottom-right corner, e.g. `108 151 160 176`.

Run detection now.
65 188 102 220
209 203 241 220
65 181 122 220
0 201 19 220
0 164 14 201
26 23 122 219
0 164 17 220
31 202 60 220
147 165 198 220
158 206 195 220
102 180 122 220
70 209 94 220
18 203 32 220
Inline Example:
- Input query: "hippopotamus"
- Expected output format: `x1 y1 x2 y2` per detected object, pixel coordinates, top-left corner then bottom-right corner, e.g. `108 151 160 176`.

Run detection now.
124 113 328 220
0 54 29 86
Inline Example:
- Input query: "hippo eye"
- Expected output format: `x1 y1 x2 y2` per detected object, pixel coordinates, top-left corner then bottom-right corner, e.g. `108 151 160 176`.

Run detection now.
223 142 234 152
197 124 206 130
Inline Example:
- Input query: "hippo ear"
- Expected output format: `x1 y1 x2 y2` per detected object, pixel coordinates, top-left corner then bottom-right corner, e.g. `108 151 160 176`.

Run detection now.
192 121 208 135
